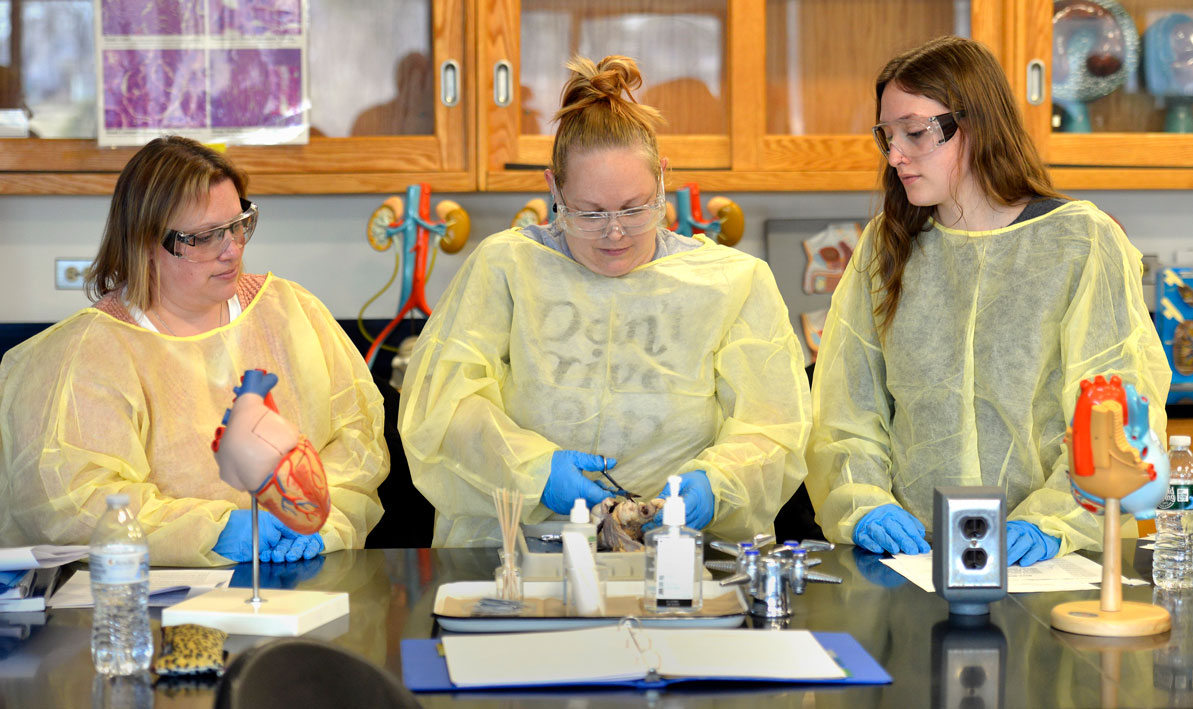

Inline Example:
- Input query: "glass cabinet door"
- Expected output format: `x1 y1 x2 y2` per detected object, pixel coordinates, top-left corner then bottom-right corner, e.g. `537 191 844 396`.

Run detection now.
480 0 733 190
756 0 996 182
0 0 471 193
1023 0 1193 169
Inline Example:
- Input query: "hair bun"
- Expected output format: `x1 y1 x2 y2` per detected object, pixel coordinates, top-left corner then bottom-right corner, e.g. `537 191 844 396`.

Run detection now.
590 56 643 99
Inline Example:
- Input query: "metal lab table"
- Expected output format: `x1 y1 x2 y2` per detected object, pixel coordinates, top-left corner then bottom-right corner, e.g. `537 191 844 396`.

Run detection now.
0 543 1189 708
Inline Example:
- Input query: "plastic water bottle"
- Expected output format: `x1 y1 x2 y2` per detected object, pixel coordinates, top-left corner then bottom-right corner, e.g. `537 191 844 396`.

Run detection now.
1154 435 1193 590
90 493 152 675
92 672 153 709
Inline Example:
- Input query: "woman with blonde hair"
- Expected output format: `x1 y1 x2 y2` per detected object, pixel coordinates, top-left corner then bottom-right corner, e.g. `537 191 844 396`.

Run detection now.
0 136 388 565
400 55 810 546
806 36 1169 566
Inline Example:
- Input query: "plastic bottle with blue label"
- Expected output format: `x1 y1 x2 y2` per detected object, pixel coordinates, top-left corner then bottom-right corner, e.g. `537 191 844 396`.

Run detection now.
1154 435 1193 590
644 476 703 612
90 493 152 675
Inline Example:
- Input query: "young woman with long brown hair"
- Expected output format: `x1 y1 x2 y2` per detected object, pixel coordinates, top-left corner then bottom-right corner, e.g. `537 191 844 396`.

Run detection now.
806 36 1169 566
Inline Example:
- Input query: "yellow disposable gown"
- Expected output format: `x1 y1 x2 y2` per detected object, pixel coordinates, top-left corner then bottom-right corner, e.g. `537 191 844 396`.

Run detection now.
399 230 811 547
807 201 1170 554
0 274 388 566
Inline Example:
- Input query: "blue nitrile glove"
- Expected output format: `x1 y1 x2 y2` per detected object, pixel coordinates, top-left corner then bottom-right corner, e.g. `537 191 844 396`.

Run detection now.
643 471 715 532
1006 520 1060 567
541 451 616 514
214 509 326 563
0 569 25 591
853 504 931 555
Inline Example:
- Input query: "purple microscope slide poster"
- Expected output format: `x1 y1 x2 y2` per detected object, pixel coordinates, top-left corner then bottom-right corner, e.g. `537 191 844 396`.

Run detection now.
101 1 205 36
102 49 207 130
97 0 307 145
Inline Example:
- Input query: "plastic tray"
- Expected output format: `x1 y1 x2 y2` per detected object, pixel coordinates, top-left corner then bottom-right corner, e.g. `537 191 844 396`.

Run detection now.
432 580 748 633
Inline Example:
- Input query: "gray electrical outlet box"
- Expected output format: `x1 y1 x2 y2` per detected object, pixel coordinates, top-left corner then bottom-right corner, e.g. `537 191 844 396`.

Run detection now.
932 486 1007 615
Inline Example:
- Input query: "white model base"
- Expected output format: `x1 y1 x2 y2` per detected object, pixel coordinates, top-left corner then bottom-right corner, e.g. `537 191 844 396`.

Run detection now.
161 587 350 636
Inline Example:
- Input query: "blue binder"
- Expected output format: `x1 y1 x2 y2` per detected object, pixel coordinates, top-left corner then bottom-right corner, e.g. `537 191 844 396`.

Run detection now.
401 630 891 692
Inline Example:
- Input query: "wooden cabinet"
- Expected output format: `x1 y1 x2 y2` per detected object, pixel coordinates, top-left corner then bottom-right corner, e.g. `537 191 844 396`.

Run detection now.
0 0 472 195
1022 0 1193 189
478 0 1193 190
478 0 1010 191
478 0 739 191
4 0 1188 194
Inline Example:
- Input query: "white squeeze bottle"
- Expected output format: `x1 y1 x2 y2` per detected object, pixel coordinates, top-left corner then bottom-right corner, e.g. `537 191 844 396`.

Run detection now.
1154 435 1193 589
644 476 703 613
564 498 597 556
90 493 152 675
561 498 602 615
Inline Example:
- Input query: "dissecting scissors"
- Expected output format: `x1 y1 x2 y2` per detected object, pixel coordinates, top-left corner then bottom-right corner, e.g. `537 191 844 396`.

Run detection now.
599 455 638 500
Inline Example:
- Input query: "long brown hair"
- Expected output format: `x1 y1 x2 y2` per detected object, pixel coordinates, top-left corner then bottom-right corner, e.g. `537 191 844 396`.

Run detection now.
86 136 247 311
872 36 1062 335
550 55 664 188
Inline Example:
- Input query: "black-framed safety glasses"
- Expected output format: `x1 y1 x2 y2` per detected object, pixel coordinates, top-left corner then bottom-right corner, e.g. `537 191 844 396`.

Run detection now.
872 110 966 158
161 198 258 262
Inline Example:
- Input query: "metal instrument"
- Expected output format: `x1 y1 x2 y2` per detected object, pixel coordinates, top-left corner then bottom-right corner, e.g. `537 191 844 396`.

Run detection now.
598 456 638 500
711 538 842 619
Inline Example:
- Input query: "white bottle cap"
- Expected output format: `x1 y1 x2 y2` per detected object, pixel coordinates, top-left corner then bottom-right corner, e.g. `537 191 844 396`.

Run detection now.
570 498 590 524
106 493 130 508
1170 435 1191 448
662 475 686 526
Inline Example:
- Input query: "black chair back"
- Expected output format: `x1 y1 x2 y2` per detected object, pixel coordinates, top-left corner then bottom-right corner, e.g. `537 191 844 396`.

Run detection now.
214 637 421 708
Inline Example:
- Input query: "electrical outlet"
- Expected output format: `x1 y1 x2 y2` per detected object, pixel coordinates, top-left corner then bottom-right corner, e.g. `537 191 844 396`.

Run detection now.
932 486 1007 615
55 259 91 290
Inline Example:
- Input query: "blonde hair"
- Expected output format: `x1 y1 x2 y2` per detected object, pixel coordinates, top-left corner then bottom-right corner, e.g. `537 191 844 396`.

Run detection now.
86 136 247 311
871 36 1062 336
550 55 664 187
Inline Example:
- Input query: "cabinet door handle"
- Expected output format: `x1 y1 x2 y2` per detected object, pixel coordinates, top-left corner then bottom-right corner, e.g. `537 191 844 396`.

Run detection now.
441 59 460 107
1026 59 1045 106
493 60 513 107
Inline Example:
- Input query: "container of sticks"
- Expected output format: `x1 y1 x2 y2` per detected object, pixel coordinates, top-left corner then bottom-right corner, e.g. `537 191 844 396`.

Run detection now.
492 488 524 602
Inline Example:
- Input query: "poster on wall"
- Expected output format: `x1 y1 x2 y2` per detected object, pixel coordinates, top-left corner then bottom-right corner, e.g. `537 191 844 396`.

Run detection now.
94 0 309 147
765 218 865 365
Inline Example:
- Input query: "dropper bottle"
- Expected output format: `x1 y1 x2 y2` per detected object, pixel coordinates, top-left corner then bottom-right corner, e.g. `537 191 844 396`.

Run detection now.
643 475 703 613
563 498 597 556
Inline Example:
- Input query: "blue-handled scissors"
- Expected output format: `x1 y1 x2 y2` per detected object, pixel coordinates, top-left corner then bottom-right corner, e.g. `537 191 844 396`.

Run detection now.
599 455 638 500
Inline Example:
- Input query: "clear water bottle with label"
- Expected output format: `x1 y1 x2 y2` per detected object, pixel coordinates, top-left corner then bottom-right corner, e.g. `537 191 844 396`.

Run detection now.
1154 435 1193 590
90 493 152 675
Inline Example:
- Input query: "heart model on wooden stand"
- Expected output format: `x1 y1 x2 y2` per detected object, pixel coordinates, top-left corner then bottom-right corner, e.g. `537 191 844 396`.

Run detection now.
1052 374 1171 637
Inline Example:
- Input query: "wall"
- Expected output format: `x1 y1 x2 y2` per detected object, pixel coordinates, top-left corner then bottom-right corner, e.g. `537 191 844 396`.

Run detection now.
1 188 1190 324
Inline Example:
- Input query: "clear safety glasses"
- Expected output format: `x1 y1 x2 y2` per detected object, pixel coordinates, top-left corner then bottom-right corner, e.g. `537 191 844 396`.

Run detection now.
872 110 966 159
161 198 258 262
553 177 665 240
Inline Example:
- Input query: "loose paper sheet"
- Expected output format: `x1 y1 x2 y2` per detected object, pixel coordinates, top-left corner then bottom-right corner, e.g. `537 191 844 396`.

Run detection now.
48 569 233 608
0 546 89 571
879 553 1149 593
